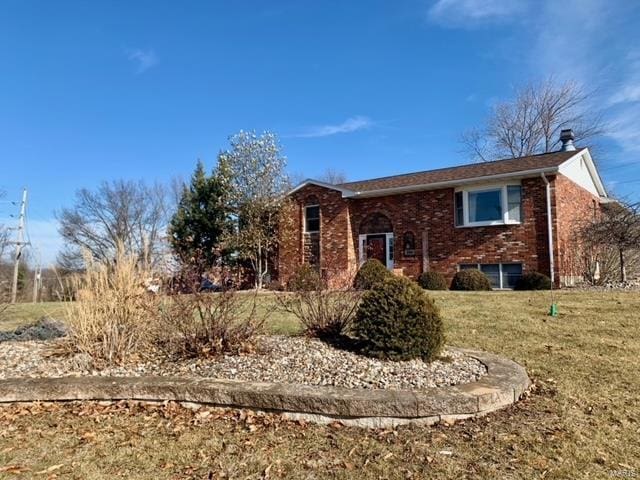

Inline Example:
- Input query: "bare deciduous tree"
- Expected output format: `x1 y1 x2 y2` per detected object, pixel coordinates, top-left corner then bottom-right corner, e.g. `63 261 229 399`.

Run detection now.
57 180 170 269
581 201 640 282
0 189 9 263
318 168 348 185
0 225 9 264
462 78 604 162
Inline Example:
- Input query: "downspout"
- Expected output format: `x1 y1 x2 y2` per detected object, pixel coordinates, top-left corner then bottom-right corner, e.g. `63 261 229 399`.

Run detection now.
541 173 555 284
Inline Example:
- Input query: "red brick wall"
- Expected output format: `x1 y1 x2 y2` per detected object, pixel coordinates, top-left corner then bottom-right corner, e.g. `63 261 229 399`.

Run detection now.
553 173 601 285
279 185 355 285
278 175 599 288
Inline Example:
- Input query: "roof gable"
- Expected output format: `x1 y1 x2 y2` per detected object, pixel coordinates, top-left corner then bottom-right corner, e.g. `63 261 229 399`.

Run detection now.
287 179 355 196
557 150 607 197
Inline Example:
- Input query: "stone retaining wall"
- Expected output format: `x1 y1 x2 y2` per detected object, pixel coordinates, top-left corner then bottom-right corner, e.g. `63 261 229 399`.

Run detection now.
0 349 529 428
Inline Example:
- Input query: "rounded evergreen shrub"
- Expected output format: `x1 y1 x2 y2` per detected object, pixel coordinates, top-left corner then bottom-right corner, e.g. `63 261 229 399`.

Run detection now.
515 272 552 290
418 271 448 290
287 264 323 291
450 269 492 291
354 259 392 290
354 276 444 362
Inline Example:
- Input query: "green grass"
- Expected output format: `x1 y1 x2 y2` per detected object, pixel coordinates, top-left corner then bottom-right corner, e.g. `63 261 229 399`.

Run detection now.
1 290 639 479
1 297 303 335
0 301 67 332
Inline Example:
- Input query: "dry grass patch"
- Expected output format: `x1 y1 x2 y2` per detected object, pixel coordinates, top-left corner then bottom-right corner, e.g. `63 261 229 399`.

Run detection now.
0 290 639 478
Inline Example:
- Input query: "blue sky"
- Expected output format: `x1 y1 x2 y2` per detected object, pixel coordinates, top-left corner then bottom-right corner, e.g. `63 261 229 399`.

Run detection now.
1 0 639 265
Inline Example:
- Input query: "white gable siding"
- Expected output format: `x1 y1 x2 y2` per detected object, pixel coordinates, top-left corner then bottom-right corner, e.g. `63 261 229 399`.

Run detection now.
558 154 600 196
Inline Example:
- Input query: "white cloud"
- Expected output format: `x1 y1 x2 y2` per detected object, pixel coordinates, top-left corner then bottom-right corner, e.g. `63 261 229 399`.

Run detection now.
609 51 640 105
292 116 373 138
506 0 640 155
526 0 608 84
126 48 159 74
606 106 640 153
428 0 527 26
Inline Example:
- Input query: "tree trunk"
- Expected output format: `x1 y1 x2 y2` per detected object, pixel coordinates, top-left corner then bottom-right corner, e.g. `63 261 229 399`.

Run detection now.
255 243 264 289
619 248 627 283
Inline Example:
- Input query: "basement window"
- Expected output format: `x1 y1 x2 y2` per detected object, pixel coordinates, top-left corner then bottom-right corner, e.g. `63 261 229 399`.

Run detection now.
459 263 523 289
455 184 522 227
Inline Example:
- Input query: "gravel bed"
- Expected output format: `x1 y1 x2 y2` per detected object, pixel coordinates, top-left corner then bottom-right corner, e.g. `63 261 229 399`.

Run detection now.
0 335 487 391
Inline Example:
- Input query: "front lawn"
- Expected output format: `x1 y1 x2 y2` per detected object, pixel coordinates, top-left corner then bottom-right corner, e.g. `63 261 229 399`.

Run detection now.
1 290 639 479
0 302 67 332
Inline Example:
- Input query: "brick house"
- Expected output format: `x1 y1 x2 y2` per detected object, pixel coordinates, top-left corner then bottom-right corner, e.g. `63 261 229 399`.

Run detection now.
278 130 608 289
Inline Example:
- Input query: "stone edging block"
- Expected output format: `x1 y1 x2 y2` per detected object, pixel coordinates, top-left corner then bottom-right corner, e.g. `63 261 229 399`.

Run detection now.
0 348 530 428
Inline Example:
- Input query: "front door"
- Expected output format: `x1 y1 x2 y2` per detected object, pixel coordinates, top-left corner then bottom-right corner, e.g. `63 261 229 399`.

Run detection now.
365 234 386 265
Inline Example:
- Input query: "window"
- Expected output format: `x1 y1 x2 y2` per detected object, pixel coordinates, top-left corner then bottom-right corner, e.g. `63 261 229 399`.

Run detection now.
501 263 522 289
507 185 522 223
304 205 320 233
455 191 464 226
455 184 522 227
458 263 523 289
308 237 320 266
480 264 500 287
468 189 502 223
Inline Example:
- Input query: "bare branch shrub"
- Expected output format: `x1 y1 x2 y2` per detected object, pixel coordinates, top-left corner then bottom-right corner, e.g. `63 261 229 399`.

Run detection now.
580 200 640 282
147 266 265 358
276 265 361 338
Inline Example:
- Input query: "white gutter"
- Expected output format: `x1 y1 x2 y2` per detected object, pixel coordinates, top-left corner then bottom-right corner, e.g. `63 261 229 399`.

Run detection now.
540 173 555 284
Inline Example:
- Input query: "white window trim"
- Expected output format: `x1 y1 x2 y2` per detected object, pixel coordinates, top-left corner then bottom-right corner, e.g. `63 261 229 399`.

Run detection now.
303 204 320 233
455 183 522 228
358 232 394 270
458 262 523 290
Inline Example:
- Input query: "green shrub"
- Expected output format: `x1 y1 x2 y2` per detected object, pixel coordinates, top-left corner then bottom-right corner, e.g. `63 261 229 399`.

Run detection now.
287 264 324 291
354 276 444 362
418 271 448 290
515 272 552 290
354 259 391 290
450 269 492 291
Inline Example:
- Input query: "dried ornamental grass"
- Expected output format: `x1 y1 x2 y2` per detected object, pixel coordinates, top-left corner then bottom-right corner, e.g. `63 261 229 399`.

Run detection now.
64 250 151 365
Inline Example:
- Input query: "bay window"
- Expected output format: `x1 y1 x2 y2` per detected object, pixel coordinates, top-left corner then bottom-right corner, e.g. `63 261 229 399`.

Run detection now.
455 184 522 227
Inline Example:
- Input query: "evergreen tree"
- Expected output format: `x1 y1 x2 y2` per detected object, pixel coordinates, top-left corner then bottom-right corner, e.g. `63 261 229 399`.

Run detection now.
169 160 229 268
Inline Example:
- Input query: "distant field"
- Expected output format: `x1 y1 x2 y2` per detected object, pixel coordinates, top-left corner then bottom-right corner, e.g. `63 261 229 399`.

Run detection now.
0 296 302 335
0 302 68 332
1 290 639 478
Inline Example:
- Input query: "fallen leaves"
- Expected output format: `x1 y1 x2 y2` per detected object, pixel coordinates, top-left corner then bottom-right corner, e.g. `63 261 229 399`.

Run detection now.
35 464 64 475
0 465 30 474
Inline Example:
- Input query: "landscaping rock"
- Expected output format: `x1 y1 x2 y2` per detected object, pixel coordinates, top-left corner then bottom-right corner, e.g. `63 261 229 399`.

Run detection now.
0 335 487 391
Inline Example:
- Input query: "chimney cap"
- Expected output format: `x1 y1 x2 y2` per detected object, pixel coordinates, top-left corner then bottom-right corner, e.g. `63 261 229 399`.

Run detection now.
560 128 576 151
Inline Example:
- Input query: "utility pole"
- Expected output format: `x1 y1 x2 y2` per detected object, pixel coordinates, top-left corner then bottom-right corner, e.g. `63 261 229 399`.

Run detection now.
10 188 28 304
